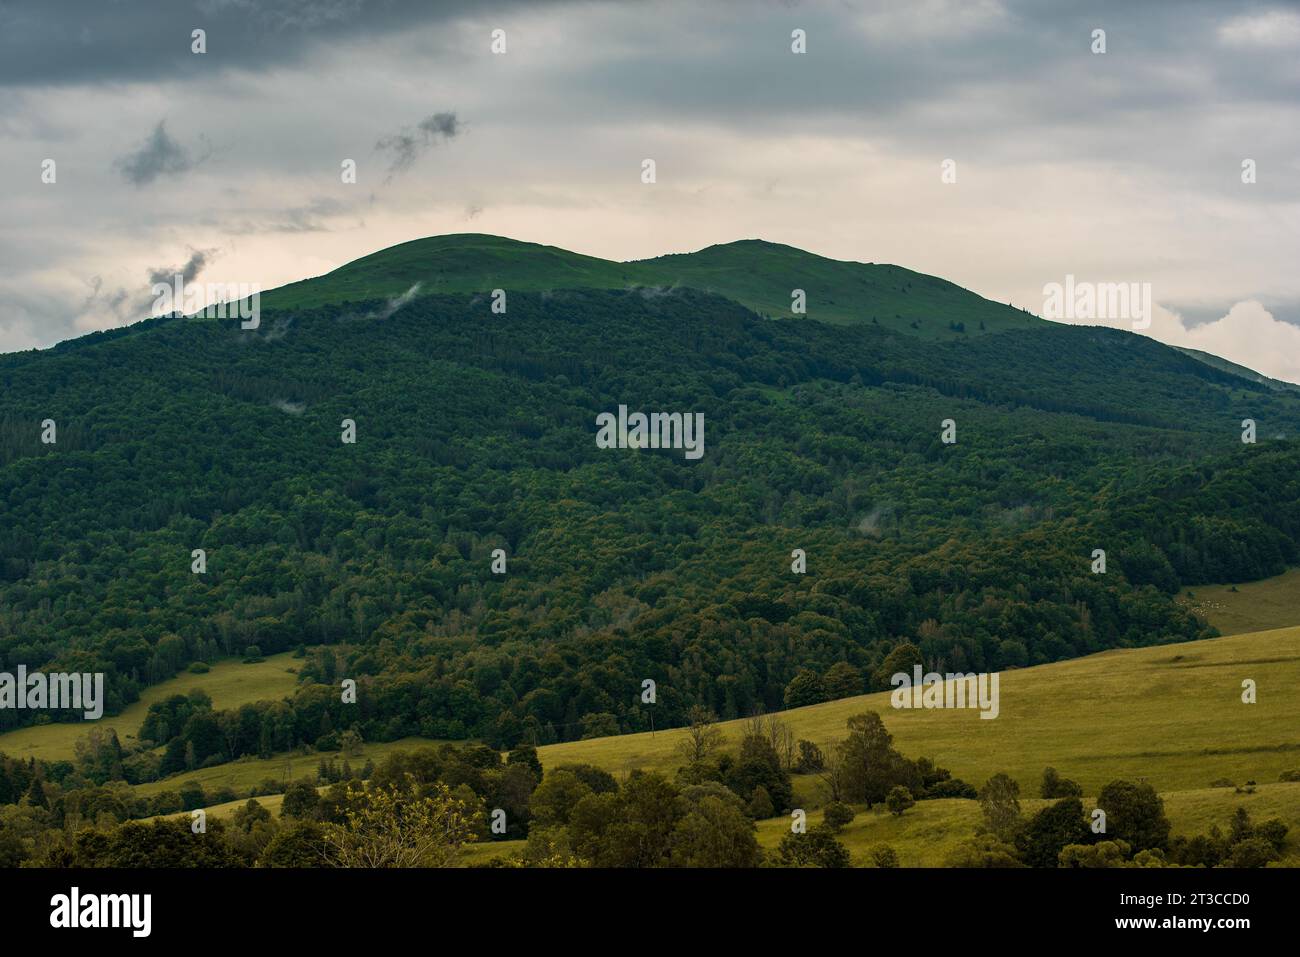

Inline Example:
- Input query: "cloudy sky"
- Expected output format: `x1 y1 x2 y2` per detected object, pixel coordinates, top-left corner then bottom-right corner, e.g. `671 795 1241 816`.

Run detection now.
2 0 1298 379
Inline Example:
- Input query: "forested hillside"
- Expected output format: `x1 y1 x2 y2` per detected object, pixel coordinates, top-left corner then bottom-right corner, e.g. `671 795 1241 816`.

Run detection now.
1 237 1298 766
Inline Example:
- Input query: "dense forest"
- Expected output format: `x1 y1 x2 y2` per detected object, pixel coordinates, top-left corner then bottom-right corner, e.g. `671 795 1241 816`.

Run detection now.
1 278 1298 766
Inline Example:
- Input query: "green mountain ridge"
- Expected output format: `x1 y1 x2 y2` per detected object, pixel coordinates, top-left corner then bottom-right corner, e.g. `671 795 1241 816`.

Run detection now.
261 233 1042 339
21 233 1284 394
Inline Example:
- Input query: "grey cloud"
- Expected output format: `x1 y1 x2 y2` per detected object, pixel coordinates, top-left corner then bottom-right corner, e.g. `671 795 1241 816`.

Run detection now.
147 247 217 288
116 121 208 186
375 111 462 179
80 276 132 321
0 0 567 88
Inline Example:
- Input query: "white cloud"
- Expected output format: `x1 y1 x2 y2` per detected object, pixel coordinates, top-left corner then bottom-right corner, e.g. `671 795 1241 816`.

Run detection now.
1154 300 1300 385
1053 300 1300 385
1219 10 1300 48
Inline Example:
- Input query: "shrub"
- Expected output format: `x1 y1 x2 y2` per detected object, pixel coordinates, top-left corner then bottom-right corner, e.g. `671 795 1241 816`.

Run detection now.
886 785 915 817
822 801 856 832
870 844 900 868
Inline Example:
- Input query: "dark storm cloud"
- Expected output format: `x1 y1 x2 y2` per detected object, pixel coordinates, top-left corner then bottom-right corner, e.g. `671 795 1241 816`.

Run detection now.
115 121 208 186
375 111 462 179
0 0 565 88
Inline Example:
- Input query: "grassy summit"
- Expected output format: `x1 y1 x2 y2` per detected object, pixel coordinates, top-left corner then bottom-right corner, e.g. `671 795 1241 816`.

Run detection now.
262 233 1041 338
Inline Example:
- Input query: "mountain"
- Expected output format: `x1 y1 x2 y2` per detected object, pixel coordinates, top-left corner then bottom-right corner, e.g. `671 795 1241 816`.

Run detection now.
262 233 1042 338
1 233 1298 759
1173 345 1300 393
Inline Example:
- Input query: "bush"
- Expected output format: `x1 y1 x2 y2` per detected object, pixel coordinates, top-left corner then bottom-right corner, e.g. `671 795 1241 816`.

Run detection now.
925 778 978 800
943 834 1024 868
1228 837 1279 868
748 786 775 820
251 778 283 797
870 844 900 868
777 824 851 868
1041 767 1083 799
885 785 915 817
794 740 825 774
822 801 856 832
187 661 210 674
1256 818 1289 852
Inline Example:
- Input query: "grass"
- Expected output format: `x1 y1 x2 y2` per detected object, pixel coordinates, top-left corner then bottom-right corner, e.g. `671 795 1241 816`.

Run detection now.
0 652 302 763
536 626 1300 797
260 233 1040 339
138 621 1300 868
171 621 1300 822
430 621 1300 867
133 737 437 798
1179 567 1300 636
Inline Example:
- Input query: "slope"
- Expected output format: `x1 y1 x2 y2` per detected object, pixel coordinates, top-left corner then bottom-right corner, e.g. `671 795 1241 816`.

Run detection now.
533 625 1300 797
1 262 1299 756
260 233 1040 338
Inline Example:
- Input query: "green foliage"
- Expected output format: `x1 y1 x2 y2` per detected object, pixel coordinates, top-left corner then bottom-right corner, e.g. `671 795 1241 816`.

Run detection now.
822 801 855 831
4 281 1297 761
1040 766 1083 799
979 772 1022 843
794 739 825 774
886 785 916 817
1059 840 1132 868
1016 797 1091 868
777 823 851 868
837 711 916 808
870 843 900 868
747 785 775 820
1096 779 1171 853
943 834 1024 868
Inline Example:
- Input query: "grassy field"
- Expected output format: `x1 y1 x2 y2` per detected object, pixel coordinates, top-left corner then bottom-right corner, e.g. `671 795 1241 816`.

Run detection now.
165 623 1300 822
536 626 1300 797
0 652 302 763
144 620 1300 867
1179 567 1300 636
133 737 436 798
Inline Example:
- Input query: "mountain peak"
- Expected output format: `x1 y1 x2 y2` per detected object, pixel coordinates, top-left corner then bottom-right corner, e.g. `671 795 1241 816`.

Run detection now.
263 233 1038 339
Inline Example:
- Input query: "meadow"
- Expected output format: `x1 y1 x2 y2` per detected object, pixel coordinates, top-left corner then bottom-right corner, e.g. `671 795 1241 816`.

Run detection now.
167 620 1300 868
531 625 1300 797
0 652 301 764
1178 568 1300 636
47 570 1300 867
